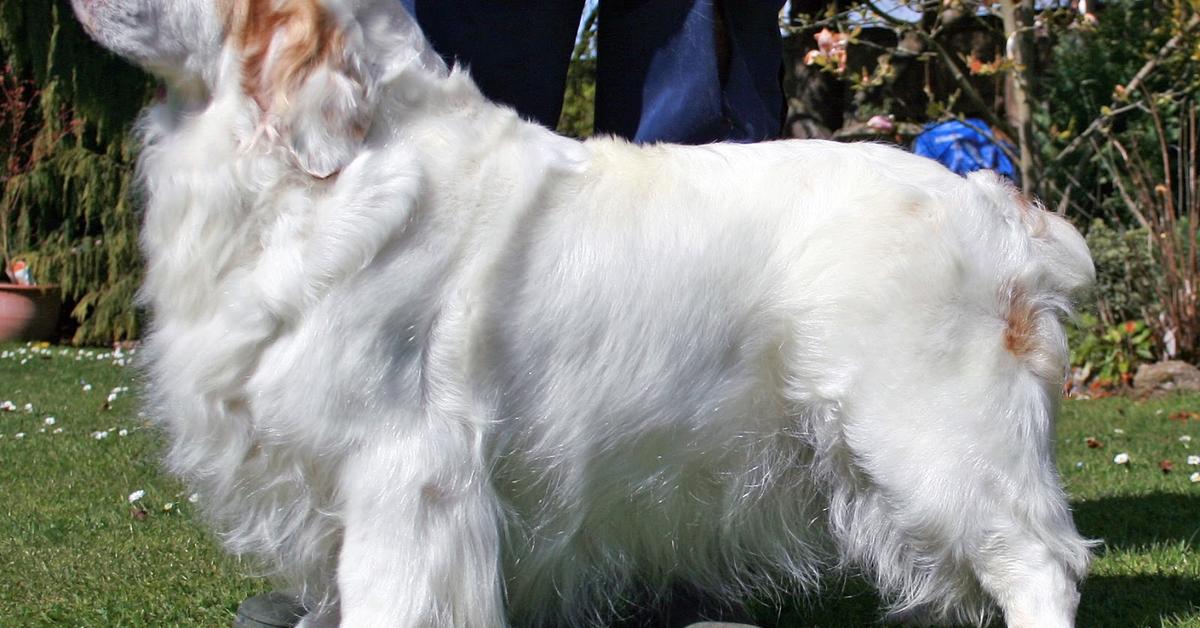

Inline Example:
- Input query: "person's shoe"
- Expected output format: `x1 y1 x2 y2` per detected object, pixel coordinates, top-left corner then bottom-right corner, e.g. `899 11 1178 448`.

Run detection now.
233 592 305 628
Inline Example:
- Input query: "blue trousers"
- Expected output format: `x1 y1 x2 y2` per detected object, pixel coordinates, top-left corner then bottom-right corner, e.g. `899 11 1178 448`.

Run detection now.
400 0 786 144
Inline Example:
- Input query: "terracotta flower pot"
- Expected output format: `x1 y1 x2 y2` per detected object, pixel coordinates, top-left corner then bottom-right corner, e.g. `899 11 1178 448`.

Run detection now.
0 284 61 342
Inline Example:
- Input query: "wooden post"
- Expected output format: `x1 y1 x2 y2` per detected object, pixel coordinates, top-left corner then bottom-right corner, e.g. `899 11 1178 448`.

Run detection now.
1001 0 1038 197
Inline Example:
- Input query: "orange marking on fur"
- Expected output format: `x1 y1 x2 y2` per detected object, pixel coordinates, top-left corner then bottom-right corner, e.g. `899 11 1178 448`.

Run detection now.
1003 288 1037 358
222 0 344 112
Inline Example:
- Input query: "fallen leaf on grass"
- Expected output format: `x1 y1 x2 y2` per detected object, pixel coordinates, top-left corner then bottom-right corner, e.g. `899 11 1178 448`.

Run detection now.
131 507 148 521
1160 460 1175 474
1086 437 1104 449
1170 411 1200 421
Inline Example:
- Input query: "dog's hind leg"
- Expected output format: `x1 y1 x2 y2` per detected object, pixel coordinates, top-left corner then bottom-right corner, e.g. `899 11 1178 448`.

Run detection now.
958 380 1091 628
817 331 1091 626
334 425 507 627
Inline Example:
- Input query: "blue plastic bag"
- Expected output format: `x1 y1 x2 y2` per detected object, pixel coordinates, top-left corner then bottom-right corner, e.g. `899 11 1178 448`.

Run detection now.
913 118 1017 181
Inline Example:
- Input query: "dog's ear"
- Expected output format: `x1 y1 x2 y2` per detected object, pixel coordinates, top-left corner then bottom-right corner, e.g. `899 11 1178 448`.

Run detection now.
228 0 371 178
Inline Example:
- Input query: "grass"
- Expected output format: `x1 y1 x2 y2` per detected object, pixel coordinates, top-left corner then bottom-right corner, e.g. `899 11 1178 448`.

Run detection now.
2 341 1199 627
0 343 263 626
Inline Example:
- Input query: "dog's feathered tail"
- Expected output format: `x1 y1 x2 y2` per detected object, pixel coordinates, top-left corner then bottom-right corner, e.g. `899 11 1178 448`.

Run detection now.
968 170 1094 382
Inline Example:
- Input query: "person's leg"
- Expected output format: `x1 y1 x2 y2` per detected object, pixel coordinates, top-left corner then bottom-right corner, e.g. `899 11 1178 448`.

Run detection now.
717 1 788 141
401 0 586 129
595 0 786 144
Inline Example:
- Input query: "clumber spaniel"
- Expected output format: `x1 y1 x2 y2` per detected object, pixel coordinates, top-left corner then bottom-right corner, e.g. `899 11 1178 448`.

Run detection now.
72 0 1094 626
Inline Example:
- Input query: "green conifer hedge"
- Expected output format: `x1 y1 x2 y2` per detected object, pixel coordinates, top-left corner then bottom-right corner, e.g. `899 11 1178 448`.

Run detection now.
1 1 152 344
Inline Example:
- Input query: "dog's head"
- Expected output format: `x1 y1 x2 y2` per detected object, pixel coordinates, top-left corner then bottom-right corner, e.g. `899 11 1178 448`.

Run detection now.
72 0 436 178
70 0 225 88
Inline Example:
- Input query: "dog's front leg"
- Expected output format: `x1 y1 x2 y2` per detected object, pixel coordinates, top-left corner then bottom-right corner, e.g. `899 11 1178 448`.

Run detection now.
335 427 506 627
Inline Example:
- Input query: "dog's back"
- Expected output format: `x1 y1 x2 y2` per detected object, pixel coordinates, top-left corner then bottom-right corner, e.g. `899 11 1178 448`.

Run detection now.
451 138 1093 626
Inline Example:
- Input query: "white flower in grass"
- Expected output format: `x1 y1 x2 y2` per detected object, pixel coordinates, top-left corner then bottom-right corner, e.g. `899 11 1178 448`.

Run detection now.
128 489 145 503
43 417 55 426
14 432 24 439
1188 455 1200 466
82 384 92 392
118 429 128 437
52 428 63 434
1192 472 1200 483
162 502 175 512
0 401 15 412
106 393 118 403
92 430 109 440
1182 435 1194 444
1114 452 1130 465
188 493 200 504
1113 428 1126 435
23 403 33 413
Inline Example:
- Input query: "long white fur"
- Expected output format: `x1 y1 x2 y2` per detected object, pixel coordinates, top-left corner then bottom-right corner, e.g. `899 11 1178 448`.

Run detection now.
72 0 1094 626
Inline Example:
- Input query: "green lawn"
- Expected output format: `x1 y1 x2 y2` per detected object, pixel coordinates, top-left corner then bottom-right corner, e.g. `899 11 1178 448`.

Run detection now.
0 343 263 626
2 342 1198 627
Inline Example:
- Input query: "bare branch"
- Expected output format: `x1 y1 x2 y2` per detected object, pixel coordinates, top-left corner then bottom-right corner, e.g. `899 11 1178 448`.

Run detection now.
1055 12 1200 162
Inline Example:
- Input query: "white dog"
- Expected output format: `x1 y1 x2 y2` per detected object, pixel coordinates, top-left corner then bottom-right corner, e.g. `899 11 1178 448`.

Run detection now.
72 0 1094 626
